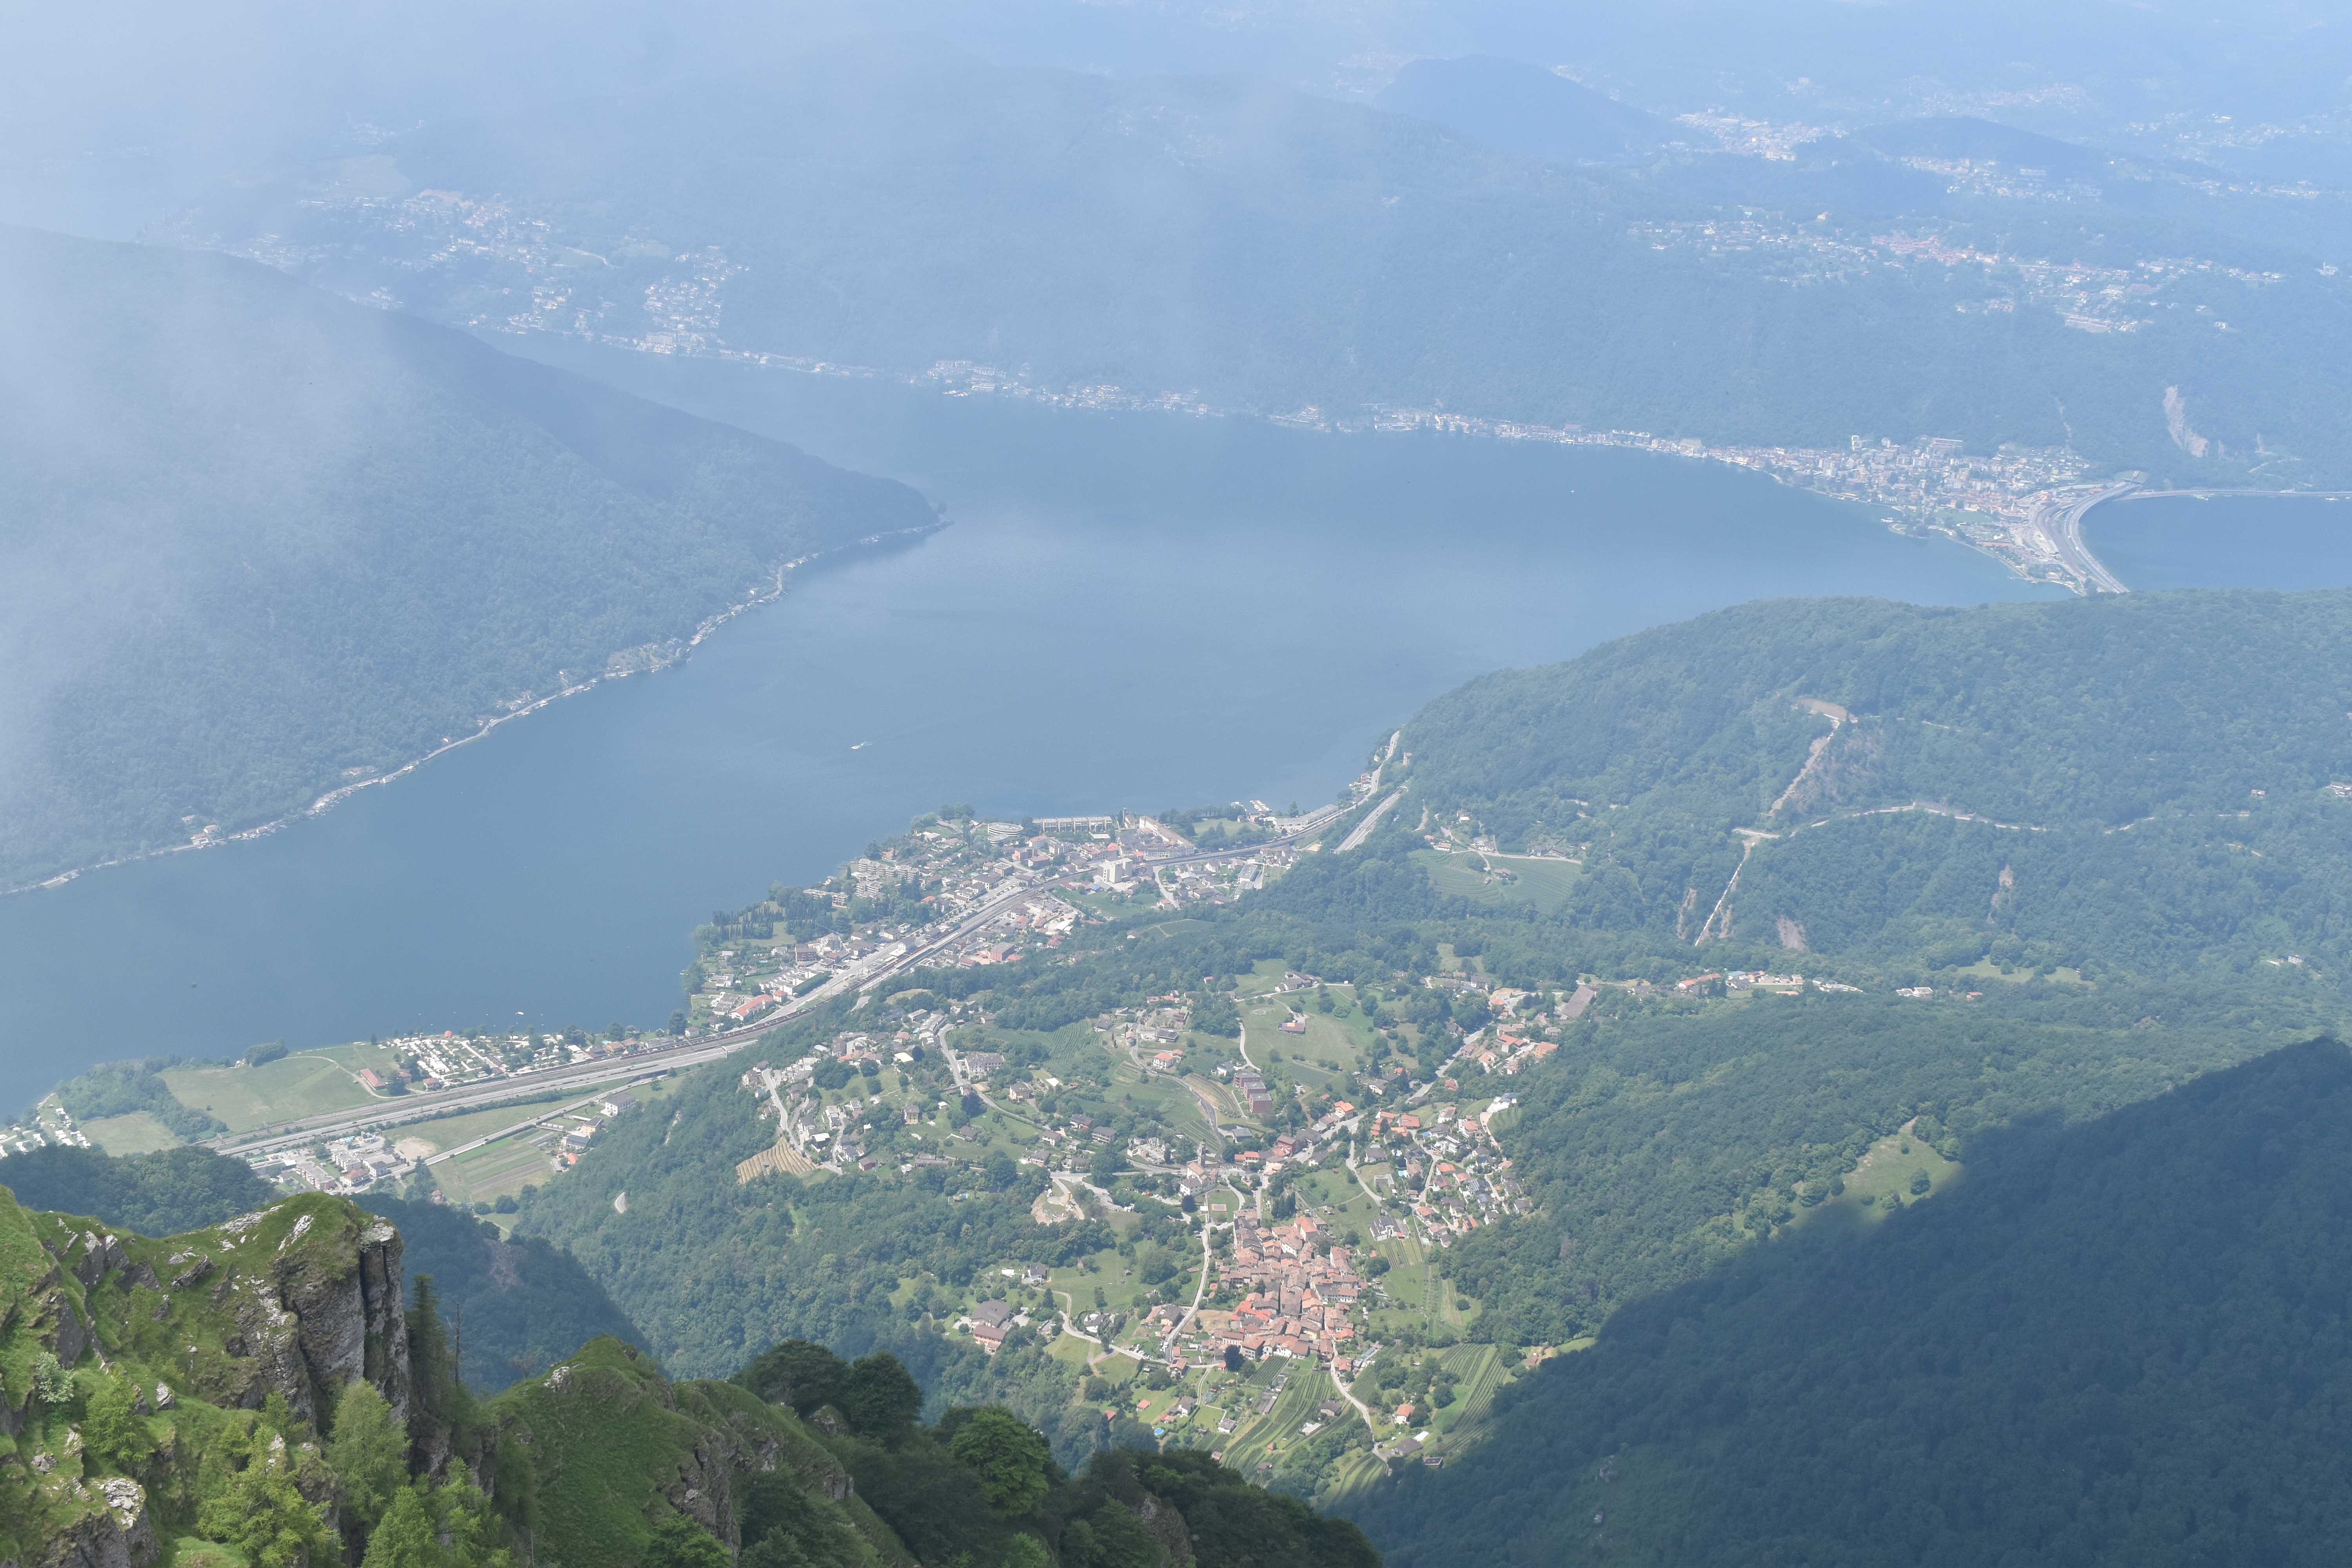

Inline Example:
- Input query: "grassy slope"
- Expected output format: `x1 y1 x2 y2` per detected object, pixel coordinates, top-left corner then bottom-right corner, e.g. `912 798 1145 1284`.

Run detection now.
0 1187 911 1568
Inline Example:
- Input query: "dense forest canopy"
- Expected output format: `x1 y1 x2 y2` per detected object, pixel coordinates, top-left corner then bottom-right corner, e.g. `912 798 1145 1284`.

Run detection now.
1400 589 2352 979
0 224 935 885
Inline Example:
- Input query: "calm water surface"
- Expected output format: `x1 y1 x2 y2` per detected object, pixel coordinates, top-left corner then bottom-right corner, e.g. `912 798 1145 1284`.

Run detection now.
0 362 2054 1105
2086 493 2352 590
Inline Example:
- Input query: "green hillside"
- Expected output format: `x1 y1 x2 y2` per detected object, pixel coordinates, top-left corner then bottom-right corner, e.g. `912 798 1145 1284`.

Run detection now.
156 40 2352 482
1398 589 2352 984
0 224 934 886
508 1011 1125 1458
1350 1038 2352 1566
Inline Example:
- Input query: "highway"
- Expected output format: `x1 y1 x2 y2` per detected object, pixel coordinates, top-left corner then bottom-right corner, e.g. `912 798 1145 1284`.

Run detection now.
2030 483 2138 595
207 808 1367 1163
209 876 1060 1158
1335 789 1403 852
209 1030 773 1158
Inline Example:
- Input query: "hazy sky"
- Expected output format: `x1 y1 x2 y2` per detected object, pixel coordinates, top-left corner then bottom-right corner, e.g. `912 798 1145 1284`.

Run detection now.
7 0 2347 241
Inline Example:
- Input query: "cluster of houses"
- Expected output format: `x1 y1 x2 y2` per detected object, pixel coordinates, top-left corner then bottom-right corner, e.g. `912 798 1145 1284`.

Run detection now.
691 811 1251 1029
1196 1212 1365 1365
0 1100 91 1160
1364 1097 1532 1244
961 1266 1052 1352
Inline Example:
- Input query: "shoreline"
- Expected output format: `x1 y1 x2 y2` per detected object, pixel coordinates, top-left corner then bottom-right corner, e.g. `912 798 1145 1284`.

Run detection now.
521 325 2170 595
2 521 949 902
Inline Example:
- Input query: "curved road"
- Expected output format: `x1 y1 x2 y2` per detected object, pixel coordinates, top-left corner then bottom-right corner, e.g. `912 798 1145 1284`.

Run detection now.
2031 483 2137 595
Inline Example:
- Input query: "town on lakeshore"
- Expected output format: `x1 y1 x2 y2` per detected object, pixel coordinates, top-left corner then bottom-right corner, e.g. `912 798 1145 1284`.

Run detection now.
200 178 2307 598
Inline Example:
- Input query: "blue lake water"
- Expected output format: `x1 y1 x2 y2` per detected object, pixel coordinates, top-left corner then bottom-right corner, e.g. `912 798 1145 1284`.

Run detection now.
0 358 2057 1108
2085 492 2352 591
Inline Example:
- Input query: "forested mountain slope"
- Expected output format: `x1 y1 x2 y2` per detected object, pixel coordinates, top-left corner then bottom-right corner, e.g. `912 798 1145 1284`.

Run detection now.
1399 589 2352 982
0 225 934 886
1351 1038 2352 1567
154 39 2352 480
1433 983 2309 1351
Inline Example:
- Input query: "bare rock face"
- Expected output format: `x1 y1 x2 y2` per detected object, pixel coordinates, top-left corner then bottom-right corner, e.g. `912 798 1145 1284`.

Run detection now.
18 1476 154 1568
355 1219 414 1423
235 1210 412 1426
47 1292 88 1369
661 1441 739 1548
69 1235 126 1292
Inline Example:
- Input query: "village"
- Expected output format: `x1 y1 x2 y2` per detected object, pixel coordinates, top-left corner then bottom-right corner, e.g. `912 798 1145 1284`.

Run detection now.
698 795 1594 1496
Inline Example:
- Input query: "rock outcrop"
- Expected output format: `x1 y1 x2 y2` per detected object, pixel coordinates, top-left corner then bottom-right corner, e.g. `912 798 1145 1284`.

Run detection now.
19 1477 154 1568
0 1192 413 1568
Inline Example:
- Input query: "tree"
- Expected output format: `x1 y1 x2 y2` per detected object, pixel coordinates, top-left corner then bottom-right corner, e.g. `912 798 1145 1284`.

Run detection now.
1191 995 1240 1037
947 1407 1051 1516
82 1374 151 1470
736 1340 850 1416
644 1512 728 1568
1062 1505 1164 1568
1000 1534 1051 1568
197 1433 336 1568
431 1475 507 1568
841 1353 923 1439
359 1488 441 1568
31 1349 73 1406
327 1381 408 1531
408 1276 452 1416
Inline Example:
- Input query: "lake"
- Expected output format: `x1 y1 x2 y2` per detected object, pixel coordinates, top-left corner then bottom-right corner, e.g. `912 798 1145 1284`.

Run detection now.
2085 492 2352 591
0 357 2054 1107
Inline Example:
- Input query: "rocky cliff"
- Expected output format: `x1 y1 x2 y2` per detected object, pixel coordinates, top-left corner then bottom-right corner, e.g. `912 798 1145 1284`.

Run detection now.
0 1190 412 1568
